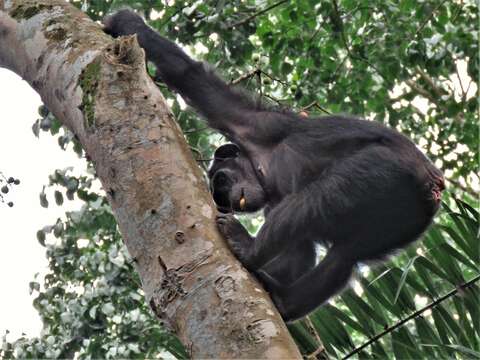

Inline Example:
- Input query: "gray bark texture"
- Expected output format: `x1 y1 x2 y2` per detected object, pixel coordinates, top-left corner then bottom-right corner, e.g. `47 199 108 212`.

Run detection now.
0 1 302 358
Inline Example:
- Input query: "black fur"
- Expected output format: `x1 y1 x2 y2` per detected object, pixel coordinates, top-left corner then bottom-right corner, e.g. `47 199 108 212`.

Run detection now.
104 10 445 322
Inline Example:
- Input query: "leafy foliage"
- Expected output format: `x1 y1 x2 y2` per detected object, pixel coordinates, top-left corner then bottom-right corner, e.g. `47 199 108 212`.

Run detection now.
290 199 479 358
2 168 187 359
2 0 478 359
0 173 20 207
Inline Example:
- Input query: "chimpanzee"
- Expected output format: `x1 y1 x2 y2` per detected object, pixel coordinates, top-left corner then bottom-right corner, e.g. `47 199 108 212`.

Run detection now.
104 10 445 322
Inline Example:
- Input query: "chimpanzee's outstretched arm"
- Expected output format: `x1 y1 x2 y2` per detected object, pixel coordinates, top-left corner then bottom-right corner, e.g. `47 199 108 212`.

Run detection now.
104 10 290 146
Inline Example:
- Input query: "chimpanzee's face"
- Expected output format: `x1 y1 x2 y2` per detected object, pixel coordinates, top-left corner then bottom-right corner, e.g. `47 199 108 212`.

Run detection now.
208 144 266 213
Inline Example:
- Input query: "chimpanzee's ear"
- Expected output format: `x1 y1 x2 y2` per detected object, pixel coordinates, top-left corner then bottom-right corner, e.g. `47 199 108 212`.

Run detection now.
214 143 240 160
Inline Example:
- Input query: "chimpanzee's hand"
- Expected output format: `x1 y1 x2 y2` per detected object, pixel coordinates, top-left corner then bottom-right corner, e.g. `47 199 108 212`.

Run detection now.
216 214 254 267
103 9 146 38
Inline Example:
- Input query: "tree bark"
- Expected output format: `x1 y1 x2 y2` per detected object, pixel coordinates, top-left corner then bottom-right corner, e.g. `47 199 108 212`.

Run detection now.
0 1 301 358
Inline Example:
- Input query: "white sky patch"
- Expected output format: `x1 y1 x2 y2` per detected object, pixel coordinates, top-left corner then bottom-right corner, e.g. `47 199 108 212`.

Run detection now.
449 59 477 102
176 95 187 110
150 9 165 21
352 280 364 296
209 33 219 43
194 42 209 55
414 294 428 307
0 69 85 340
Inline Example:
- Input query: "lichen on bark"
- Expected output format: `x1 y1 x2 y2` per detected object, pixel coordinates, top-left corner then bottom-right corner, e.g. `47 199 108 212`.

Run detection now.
78 58 101 130
10 2 49 20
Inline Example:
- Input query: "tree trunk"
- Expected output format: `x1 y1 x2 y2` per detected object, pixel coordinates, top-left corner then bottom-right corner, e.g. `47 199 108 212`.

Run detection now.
0 1 301 358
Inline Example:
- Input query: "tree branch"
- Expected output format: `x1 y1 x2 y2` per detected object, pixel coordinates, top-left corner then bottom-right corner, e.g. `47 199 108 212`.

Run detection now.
415 0 449 36
230 68 260 85
302 101 331 115
227 0 289 29
331 0 390 85
0 2 301 358
415 66 448 98
446 177 477 198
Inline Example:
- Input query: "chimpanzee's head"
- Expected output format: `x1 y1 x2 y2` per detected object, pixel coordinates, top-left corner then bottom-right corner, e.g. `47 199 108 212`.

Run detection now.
208 143 266 213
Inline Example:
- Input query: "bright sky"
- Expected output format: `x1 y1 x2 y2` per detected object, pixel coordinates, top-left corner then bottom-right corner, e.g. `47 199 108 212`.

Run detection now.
0 69 85 340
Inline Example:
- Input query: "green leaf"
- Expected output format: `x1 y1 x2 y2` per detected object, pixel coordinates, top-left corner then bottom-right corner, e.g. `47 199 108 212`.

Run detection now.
455 199 479 219
415 316 446 358
36 230 46 247
415 256 453 283
452 297 478 349
439 242 479 271
394 255 418 303
414 258 439 297
445 344 480 358
39 189 49 208
54 191 64 206
340 291 376 335
287 322 319 354
32 119 40 138
324 303 368 335
431 307 455 358
391 328 414 359
29 281 40 295
313 308 354 350
281 62 294 75
439 224 476 261
360 276 403 317
436 304 471 348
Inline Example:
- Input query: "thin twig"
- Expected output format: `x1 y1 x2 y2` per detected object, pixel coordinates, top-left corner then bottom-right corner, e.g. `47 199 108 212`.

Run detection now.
332 55 348 79
302 101 331 115
257 69 263 97
343 275 480 359
331 0 390 85
260 70 289 87
262 93 286 105
415 66 447 98
305 316 328 360
465 79 473 98
455 63 466 101
405 79 449 114
342 5 377 20
308 28 321 42
446 177 477 198
415 0 449 36
157 2 192 28
227 0 289 29
389 91 413 103
230 68 261 85
451 0 464 23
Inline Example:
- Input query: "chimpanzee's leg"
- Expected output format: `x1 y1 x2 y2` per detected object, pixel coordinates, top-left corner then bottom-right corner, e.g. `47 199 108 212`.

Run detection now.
257 246 355 322
259 240 317 286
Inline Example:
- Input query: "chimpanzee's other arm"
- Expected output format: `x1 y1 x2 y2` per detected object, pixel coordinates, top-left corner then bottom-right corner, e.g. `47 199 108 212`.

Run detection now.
104 10 290 146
